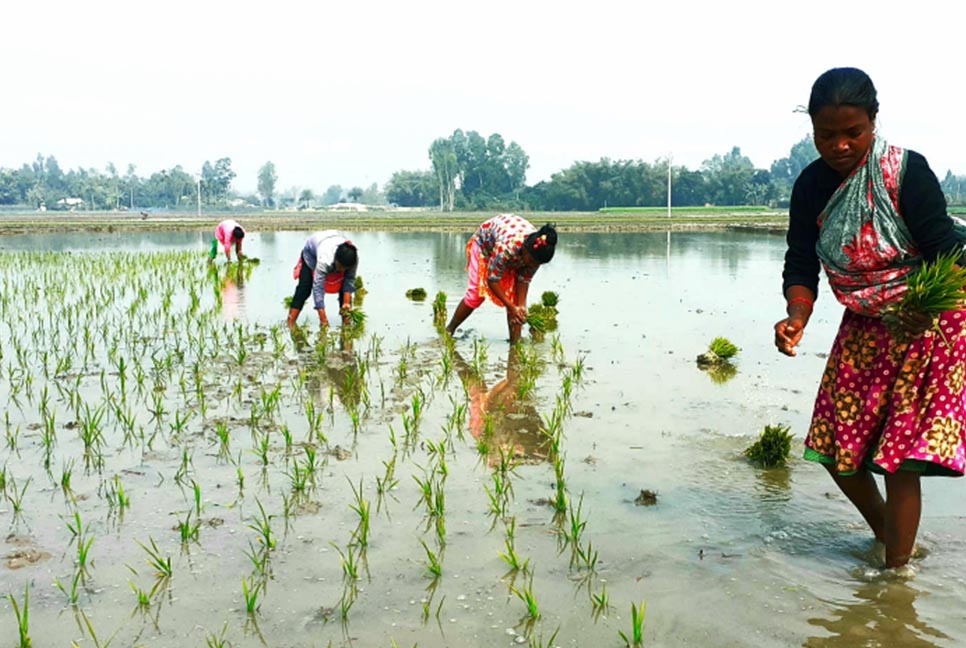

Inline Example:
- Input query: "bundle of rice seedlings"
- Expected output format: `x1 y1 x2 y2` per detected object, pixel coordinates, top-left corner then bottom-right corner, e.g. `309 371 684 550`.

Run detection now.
406 288 427 301
525 311 547 333
433 291 447 322
354 275 368 297
541 291 560 308
697 337 739 367
707 362 738 384
283 296 294 308
346 309 366 327
881 251 966 339
744 424 793 468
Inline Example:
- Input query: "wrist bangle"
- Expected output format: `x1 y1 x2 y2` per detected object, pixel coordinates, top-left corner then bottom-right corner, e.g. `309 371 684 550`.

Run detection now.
787 296 814 311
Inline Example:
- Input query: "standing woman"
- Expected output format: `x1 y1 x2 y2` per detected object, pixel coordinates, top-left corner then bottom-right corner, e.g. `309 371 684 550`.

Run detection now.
775 67 966 568
210 218 246 262
287 230 358 329
446 214 557 343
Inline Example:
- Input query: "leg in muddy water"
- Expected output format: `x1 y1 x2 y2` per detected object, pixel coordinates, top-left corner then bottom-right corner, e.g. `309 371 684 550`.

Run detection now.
883 470 921 568
287 308 301 328
446 299 475 336
823 464 886 544
507 309 522 344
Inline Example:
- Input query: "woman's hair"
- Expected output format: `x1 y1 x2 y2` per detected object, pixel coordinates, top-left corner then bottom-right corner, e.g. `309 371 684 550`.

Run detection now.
335 241 358 268
232 226 245 240
808 67 879 119
524 223 558 264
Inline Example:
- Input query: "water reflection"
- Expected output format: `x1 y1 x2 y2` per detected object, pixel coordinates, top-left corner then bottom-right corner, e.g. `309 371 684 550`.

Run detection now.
804 580 949 647
209 261 256 321
454 345 549 466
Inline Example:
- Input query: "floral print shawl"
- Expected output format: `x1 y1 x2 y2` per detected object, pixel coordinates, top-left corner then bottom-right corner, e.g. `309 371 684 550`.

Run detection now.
815 137 921 316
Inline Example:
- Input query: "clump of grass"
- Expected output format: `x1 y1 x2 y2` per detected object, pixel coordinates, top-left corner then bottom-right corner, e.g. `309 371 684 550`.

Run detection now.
744 424 793 468
882 251 966 340
406 287 427 301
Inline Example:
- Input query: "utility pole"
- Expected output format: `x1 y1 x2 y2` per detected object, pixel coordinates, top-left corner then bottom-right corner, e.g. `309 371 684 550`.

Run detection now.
667 154 672 219
197 177 202 217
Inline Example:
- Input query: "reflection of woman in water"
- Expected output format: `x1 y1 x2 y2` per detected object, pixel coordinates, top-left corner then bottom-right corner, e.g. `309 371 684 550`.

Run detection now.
454 345 549 465
805 580 948 647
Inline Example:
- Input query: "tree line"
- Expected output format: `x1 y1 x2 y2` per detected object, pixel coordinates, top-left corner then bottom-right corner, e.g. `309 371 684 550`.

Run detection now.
2 133 964 212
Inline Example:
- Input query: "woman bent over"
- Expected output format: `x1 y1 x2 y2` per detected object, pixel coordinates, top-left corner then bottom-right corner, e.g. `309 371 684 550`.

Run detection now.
287 230 358 329
446 214 557 343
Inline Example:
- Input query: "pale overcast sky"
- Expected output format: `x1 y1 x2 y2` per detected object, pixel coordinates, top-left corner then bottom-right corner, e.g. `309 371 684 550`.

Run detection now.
1 0 962 194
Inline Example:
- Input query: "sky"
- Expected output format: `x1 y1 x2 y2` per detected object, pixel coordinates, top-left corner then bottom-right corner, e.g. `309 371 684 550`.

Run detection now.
2 0 963 195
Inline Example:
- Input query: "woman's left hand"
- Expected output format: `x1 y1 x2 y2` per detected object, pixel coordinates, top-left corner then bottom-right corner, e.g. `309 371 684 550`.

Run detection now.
895 309 934 336
510 305 527 325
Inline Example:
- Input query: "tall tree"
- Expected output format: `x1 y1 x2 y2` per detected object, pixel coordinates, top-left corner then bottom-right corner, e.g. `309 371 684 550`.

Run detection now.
257 161 277 208
321 185 344 205
429 138 457 211
201 158 236 204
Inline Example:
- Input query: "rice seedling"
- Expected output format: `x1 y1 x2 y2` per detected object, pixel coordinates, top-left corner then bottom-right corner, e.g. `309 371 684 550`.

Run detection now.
420 539 443 577
54 569 83 605
242 575 263 615
9 582 30 648
432 291 447 325
7 475 30 518
509 572 540 620
406 287 428 301
528 627 561 648
205 622 231 648
591 582 610 619
471 337 488 378
248 498 277 550
744 423 793 468
76 530 96 574
137 537 173 578
880 251 966 339
499 519 529 572
348 478 371 548
107 475 130 511
331 542 360 582
214 421 231 460
177 511 201 544
129 580 152 610
618 600 647 647
564 494 588 547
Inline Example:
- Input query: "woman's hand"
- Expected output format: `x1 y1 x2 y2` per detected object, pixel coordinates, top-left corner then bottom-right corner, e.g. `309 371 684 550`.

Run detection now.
510 304 527 325
340 305 352 326
318 310 330 328
895 309 934 337
774 316 807 356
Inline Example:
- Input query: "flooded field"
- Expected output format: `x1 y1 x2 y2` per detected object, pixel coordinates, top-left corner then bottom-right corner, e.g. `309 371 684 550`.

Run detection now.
1 229 965 647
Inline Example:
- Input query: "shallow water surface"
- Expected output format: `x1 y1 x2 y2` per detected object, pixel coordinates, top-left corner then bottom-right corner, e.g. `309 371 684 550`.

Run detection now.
0 229 964 647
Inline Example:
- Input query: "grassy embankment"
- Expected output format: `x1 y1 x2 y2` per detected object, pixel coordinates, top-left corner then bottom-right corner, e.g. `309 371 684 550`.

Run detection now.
0 206 789 234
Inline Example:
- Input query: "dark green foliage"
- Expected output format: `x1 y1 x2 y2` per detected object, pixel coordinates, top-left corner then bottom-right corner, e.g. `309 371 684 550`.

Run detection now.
744 424 793 468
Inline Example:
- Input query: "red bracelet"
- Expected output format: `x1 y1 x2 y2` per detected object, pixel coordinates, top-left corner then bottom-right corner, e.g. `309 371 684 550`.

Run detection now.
787 296 814 311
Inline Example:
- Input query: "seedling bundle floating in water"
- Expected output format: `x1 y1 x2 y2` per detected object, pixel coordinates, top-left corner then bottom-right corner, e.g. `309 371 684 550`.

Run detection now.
881 251 966 341
406 287 427 301
696 336 739 383
744 424 793 468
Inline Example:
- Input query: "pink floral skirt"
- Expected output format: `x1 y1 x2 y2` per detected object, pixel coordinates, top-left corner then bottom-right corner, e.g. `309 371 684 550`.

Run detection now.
804 308 966 476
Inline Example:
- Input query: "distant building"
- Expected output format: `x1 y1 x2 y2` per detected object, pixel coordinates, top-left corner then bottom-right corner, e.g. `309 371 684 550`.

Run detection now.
56 197 84 210
329 202 368 212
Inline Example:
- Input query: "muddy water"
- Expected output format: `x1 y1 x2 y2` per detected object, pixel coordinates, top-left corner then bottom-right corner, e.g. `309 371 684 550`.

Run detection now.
1 230 965 647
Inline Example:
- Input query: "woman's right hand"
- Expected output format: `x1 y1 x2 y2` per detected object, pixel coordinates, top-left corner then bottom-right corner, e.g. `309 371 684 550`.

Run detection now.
510 305 527 325
774 316 807 356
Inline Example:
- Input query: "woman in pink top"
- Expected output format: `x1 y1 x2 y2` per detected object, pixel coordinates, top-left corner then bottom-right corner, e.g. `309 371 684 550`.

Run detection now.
446 214 557 343
209 219 246 261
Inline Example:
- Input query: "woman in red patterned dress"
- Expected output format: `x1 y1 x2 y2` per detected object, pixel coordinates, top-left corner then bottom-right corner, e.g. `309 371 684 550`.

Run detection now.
775 68 966 568
446 214 557 343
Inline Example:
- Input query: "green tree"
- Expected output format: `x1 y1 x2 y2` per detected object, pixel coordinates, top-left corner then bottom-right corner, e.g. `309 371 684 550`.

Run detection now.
258 161 277 207
321 185 344 205
701 147 755 205
429 138 457 211
298 188 315 209
201 157 236 204
347 186 364 202
770 135 818 202
385 170 436 207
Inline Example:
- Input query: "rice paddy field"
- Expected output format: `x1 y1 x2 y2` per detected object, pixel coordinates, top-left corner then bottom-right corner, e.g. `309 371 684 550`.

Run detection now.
1 229 966 647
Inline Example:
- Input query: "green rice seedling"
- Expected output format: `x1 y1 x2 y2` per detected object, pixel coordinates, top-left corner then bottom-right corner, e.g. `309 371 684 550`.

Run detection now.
243 540 272 581
882 251 966 341
499 519 528 572
254 431 270 466
9 582 30 648
214 421 231 460
248 498 277 550
76 531 95 574
54 569 82 605
174 447 193 485
432 291 447 325
550 334 565 364
591 582 610 620
129 580 151 610
420 539 443 577
471 337 488 378
137 537 172 578
205 622 230 648
618 600 647 647
744 423 794 468
346 308 367 328
242 575 263 615
331 542 360 582
528 627 561 648
509 572 540 620
177 511 201 544
339 586 358 620
60 460 76 499
281 425 293 452
107 475 130 511
575 539 600 571
541 291 560 308
287 460 310 494
564 494 588 547
406 287 428 301
708 336 739 359
348 478 371 548
7 475 30 517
